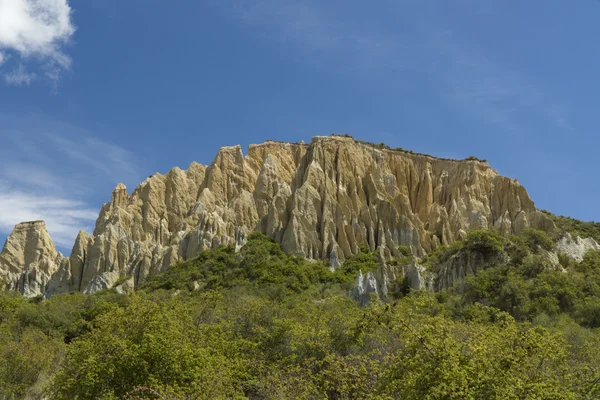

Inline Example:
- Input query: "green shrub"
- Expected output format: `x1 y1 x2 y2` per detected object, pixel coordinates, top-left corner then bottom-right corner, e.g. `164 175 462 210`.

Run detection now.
557 252 571 268
522 229 556 253
3 228 600 398
112 275 132 288
543 211 600 243
398 245 412 257
578 250 600 275
464 230 505 254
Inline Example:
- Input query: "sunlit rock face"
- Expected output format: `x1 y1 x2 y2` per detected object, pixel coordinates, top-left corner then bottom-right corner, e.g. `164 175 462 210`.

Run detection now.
556 232 600 262
0 136 555 295
0 221 64 297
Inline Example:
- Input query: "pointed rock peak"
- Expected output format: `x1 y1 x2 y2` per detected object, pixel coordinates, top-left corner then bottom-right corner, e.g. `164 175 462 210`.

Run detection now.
188 161 205 171
3 221 54 254
248 141 281 157
75 230 90 241
213 144 244 167
140 173 164 188
111 183 129 208
219 144 243 153
13 220 48 232
166 166 187 181
1 219 58 270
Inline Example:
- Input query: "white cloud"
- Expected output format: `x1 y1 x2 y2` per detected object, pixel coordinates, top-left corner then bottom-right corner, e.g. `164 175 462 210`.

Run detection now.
0 0 75 83
0 114 142 251
45 133 140 182
0 188 97 247
3 63 35 85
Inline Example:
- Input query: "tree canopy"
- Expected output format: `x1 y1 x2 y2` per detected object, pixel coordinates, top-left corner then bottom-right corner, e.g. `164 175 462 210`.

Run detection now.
1 231 600 399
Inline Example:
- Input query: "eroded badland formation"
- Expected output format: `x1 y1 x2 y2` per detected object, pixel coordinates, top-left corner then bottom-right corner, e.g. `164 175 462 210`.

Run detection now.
1 135 584 297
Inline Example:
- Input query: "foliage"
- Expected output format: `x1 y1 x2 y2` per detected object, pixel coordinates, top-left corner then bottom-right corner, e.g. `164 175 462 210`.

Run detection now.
142 233 347 295
398 245 412 257
421 240 463 271
463 229 506 254
522 228 556 253
543 210 600 243
49 296 247 399
3 229 600 398
332 134 488 162
112 275 132 288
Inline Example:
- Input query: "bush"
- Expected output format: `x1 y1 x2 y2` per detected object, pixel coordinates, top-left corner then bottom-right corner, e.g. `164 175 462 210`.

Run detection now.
112 275 132 288
557 252 571 268
464 230 505 254
578 250 600 275
543 212 600 243
522 229 556 253
4 228 600 398
398 245 412 257
49 297 247 399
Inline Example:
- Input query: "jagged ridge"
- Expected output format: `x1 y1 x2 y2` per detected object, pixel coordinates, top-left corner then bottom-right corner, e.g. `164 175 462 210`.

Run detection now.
0 135 555 296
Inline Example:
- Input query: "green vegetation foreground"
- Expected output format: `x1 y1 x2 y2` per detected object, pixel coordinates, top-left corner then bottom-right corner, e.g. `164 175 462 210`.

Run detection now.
2 232 600 399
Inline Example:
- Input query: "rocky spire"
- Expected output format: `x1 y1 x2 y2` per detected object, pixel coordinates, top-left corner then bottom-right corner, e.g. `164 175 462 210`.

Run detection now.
0 221 63 297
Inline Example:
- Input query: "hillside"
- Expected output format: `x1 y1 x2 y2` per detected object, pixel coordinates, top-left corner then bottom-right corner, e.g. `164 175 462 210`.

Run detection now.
3 230 600 398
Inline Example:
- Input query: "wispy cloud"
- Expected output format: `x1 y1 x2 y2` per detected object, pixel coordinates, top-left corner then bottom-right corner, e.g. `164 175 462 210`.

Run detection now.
0 189 97 248
0 114 141 250
46 134 139 181
0 0 75 85
220 0 410 74
216 0 569 133
3 64 35 85
416 24 570 135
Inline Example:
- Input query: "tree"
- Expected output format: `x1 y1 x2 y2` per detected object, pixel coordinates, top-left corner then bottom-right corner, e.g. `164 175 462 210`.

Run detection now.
49 296 247 399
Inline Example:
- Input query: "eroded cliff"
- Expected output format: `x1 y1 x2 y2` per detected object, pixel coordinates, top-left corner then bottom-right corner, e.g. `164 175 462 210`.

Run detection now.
0 221 65 296
0 136 556 296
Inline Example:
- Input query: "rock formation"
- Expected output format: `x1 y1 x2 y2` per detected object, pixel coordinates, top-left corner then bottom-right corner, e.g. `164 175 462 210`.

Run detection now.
436 248 510 291
351 270 379 306
0 221 65 297
556 233 600 262
0 135 557 296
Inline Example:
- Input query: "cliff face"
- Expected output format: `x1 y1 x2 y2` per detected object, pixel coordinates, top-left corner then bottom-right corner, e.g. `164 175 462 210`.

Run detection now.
0 136 555 296
0 221 65 296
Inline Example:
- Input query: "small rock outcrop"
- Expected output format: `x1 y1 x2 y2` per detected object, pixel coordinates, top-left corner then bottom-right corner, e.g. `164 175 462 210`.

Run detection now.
0 136 557 296
404 260 434 291
437 248 509 291
351 270 379 306
556 233 600 262
351 259 434 305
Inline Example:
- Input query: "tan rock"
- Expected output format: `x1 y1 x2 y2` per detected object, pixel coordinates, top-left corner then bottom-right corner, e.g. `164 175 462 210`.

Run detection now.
1 136 557 295
0 221 62 297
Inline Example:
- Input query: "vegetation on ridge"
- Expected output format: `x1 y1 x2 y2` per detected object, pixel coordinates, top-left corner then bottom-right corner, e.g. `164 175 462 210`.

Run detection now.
2 231 600 398
331 133 489 163
542 210 600 243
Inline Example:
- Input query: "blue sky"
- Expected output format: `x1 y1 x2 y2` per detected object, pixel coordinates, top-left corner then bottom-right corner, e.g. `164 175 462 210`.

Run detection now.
0 0 599 253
